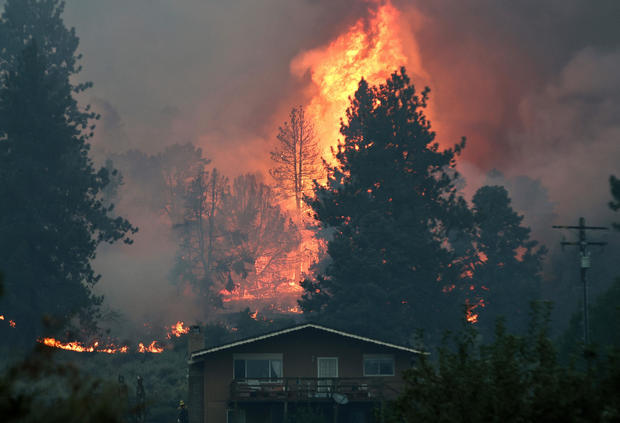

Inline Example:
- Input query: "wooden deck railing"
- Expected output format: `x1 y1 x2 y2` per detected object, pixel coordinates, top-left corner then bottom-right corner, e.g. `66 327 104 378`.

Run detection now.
230 377 398 402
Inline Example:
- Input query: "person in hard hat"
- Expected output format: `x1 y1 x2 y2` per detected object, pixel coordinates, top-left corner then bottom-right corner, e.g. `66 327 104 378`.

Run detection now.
177 400 188 423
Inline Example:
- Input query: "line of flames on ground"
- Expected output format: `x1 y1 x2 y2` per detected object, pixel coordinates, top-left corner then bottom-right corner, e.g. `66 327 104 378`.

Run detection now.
31 321 191 354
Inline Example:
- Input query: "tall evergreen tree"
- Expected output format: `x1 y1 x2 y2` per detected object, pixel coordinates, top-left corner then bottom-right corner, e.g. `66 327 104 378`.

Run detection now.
299 69 470 343
0 0 92 122
0 41 136 342
469 185 546 334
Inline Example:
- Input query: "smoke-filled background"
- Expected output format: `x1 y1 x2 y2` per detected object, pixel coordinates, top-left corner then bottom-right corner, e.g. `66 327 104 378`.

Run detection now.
53 0 619 330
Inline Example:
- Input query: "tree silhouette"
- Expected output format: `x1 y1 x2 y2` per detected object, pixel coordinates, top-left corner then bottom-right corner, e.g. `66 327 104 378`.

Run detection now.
299 69 469 343
0 42 136 341
270 106 322 216
469 185 546 334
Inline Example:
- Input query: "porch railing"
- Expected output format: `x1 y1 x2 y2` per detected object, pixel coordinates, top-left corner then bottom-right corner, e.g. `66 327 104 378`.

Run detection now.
230 377 398 402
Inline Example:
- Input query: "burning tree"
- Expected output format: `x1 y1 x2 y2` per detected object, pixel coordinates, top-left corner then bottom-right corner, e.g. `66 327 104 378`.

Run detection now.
270 105 322 216
171 171 299 308
225 175 299 295
299 69 470 343
270 106 322 282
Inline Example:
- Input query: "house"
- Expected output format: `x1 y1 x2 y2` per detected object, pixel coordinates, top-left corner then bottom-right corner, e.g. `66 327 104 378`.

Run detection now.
187 323 424 423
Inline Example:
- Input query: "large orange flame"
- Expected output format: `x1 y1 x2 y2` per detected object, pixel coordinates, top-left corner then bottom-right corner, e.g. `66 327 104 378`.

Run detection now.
291 0 422 164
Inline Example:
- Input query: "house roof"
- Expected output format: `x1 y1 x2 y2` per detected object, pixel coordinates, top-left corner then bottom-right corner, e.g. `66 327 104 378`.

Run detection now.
190 323 426 361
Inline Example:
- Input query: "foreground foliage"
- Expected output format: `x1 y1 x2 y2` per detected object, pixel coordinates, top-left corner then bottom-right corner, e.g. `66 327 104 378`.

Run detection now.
386 303 620 423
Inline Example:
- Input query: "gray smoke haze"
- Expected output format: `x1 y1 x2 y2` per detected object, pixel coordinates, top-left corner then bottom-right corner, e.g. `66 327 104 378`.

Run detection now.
52 0 620 328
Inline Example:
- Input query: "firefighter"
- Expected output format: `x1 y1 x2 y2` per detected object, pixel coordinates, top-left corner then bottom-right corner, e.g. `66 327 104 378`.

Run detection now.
177 400 188 423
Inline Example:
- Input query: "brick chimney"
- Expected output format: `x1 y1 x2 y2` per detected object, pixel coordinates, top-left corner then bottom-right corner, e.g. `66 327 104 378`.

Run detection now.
188 325 204 355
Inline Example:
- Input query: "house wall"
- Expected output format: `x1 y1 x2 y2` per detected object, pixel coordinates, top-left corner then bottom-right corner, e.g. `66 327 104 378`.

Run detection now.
194 327 416 423
188 361 204 423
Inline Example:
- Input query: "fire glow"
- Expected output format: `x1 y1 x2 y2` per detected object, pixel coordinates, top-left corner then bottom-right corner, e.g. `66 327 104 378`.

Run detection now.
40 338 130 354
466 298 486 324
291 0 417 163
37 320 190 354
166 320 190 338
0 314 16 328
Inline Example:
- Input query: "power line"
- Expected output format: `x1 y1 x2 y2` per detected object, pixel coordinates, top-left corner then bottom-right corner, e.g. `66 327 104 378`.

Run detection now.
552 217 608 345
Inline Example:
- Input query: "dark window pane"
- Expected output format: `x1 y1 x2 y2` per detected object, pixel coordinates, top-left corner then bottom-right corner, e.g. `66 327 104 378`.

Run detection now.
234 360 246 379
270 360 282 378
364 359 379 375
246 359 270 378
379 359 394 375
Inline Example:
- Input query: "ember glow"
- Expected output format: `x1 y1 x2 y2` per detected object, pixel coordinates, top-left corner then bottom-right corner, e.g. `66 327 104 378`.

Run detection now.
465 298 486 324
0 314 16 328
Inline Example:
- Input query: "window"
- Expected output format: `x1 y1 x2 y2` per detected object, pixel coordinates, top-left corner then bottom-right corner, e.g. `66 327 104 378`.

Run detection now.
317 357 338 378
233 354 283 380
227 409 246 423
317 357 338 395
363 355 394 376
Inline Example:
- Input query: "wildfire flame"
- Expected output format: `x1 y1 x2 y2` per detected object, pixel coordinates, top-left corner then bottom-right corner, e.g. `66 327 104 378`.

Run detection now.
166 320 190 339
40 338 130 354
37 321 192 354
138 341 164 354
291 0 421 164
465 298 486 324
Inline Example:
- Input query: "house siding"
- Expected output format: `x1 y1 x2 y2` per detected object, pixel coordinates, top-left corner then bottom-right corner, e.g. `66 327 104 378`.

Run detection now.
188 361 204 423
191 326 416 423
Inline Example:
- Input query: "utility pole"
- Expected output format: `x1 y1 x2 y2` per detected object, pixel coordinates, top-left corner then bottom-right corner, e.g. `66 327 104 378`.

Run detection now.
552 217 608 345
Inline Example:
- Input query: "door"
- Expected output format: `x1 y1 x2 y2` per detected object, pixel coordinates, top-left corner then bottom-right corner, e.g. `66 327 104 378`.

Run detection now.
317 357 338 396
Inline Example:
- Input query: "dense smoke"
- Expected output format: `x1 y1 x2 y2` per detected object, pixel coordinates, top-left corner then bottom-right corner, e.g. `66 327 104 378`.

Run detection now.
53 0 620 328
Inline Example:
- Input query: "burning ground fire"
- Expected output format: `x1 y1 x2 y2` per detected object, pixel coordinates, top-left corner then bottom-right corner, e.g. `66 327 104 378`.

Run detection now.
36 321 191 354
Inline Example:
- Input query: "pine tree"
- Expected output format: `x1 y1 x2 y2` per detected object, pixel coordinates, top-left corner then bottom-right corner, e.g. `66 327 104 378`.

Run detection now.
469 185 546 334
0 0 92 125
299 68 469 343
0 42 136 341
